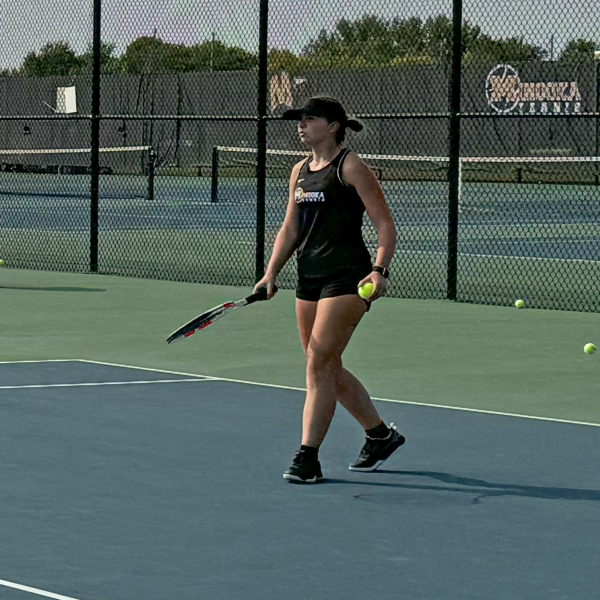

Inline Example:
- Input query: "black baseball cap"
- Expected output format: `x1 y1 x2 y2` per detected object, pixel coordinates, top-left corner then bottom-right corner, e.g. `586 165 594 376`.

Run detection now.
281 96 363 131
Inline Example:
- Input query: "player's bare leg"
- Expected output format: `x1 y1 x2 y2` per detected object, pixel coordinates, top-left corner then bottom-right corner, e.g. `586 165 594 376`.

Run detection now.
296 295 383 446
287 296 405 481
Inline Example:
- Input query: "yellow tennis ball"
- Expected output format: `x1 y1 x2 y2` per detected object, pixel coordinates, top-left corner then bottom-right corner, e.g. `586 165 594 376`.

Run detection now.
0 259 4 266
358 282 374 300
584 343 596 355
515 299 525 309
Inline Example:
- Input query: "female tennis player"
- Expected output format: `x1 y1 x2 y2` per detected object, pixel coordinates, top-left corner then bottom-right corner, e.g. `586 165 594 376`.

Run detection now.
254 96 404 483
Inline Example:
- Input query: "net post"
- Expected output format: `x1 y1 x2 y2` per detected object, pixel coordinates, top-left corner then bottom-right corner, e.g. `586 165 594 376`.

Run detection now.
255 0 269 282
147 147 156 201
457 159 463 209
211 146 219 203
446 0 463 302
89 0 102 274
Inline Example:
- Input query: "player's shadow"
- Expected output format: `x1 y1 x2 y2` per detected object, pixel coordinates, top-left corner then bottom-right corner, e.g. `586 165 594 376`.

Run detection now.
0 285 106 293
327 471 600 502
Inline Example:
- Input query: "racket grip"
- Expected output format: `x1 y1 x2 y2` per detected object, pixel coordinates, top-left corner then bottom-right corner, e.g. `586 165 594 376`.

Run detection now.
249 285 278 303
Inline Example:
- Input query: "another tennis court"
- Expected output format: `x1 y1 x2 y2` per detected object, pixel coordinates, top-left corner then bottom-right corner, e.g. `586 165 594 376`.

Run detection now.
4 165 599 310
3 173 599 260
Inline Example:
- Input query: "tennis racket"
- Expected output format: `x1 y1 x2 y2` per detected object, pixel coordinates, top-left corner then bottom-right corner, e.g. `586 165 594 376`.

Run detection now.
166 286 277 344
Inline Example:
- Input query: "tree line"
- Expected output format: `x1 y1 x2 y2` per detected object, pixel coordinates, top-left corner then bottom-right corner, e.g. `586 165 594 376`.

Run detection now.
2 15 598 77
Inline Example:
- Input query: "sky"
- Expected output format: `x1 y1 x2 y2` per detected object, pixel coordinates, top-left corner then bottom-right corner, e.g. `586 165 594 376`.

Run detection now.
0 0 599 68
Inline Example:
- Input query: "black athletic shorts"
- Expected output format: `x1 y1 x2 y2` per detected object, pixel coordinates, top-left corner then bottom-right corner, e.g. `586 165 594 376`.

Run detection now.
296 267 373 305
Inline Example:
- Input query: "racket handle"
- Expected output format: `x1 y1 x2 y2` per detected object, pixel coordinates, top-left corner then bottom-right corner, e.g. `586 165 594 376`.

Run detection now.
248 285 278 304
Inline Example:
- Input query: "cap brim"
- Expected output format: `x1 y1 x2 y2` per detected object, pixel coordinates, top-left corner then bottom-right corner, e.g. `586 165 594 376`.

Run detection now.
281 108 304 120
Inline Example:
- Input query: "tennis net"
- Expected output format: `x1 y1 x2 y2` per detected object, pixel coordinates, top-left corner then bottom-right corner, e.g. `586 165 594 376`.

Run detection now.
213 146 600 210
214 145 600 181
211 146 450 204
0 146 155 201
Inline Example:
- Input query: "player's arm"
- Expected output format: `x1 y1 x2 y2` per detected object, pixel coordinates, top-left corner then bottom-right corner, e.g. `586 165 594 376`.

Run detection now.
341 152 397 269
341 153 397 299
254 160 305 296
263 159 305 278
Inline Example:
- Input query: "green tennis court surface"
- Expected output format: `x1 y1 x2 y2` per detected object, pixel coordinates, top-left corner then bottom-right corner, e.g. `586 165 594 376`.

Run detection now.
1 268 599 422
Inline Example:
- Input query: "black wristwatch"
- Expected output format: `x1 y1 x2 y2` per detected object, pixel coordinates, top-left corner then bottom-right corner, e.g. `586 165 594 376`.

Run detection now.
372 265 390 279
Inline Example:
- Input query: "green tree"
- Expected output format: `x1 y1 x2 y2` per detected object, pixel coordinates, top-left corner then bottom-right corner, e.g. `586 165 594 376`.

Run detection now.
305 16 396 67
302 28 343 67
465 35 546 64
421 16 453 62
75 42 122 75
420 16 488 64
389 17 425 60
303 14 485 68
559 39 597 63
269 48 305 74
122 37 170 74
209 42 258 71
121 37 257 73
20 42 81 76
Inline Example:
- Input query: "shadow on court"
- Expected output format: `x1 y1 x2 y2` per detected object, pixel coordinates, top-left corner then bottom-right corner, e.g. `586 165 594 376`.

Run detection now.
327 470 600 502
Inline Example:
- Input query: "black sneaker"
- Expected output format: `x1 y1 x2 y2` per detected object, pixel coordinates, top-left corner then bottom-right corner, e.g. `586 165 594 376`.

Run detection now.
349 423 405 472
283 450 324 483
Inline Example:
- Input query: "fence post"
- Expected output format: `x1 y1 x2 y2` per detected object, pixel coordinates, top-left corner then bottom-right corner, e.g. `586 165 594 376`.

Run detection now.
255 0 269 282
447 0 463 301
594 59 600 185
89 0 102 273
211 146 219 203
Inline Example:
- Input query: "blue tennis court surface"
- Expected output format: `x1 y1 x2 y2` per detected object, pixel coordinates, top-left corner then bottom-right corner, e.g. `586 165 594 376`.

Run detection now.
1 360 599 600
2 178 599 263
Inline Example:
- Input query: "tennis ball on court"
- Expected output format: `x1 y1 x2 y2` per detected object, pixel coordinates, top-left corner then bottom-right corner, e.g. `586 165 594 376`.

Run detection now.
584 343 596 355
515 299 525 309
358 282 374 300
0 259 4 266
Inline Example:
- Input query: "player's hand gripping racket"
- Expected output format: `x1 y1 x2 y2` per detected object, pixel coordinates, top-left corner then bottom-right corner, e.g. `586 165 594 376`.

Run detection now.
166 286 277 344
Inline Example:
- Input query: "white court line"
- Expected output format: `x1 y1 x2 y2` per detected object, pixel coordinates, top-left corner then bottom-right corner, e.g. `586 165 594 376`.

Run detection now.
0 359 77 365
0 378 215 391
77 360 600 428
0 578 84 600
397 248 600 266
77 358 223 380
461 251 600 265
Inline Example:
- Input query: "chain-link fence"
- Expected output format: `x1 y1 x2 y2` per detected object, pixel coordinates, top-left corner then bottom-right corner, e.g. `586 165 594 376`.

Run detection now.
1 0 599 310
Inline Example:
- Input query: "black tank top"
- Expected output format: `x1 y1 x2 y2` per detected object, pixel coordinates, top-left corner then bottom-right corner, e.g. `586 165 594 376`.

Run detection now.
294 149 372 278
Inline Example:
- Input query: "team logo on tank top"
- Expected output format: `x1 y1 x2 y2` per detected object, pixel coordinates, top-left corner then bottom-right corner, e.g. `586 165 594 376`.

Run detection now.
295 188 325 203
